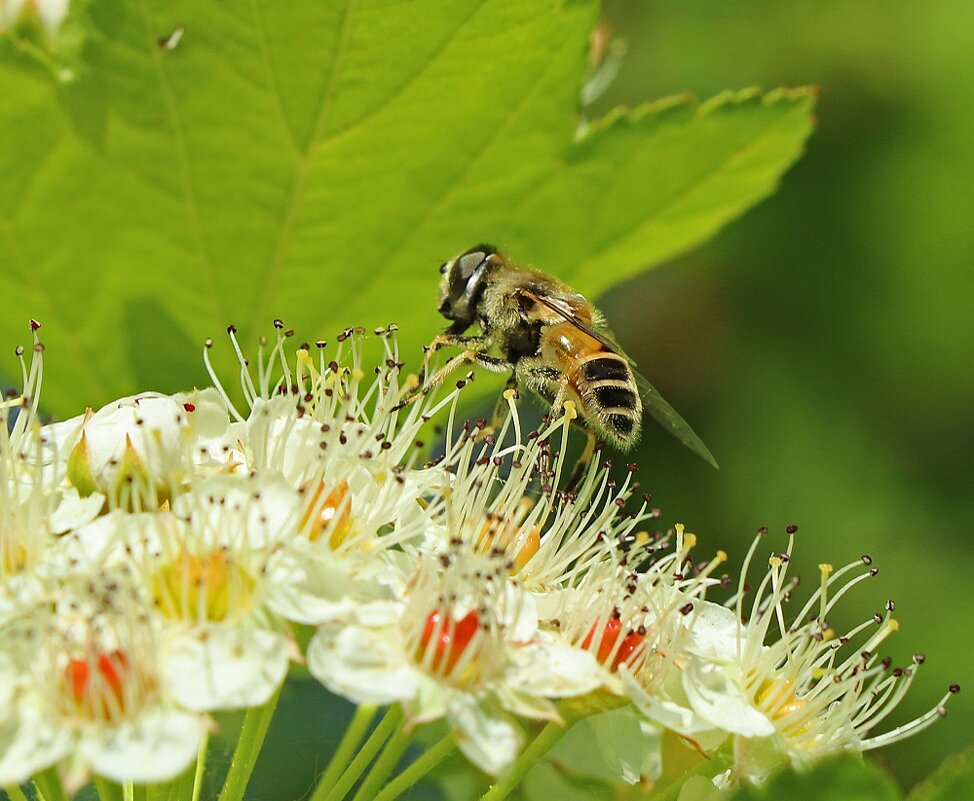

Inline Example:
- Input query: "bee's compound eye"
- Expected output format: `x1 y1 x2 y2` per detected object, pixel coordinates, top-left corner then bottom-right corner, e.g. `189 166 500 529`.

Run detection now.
456 251 486 281
439 262 449 275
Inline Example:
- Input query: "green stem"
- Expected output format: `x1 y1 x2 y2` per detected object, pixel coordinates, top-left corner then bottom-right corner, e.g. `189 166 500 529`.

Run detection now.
190 733 209 801
479 722 570 801
349 722 411 801
371 734 456 801
313 705 377 795
93 777 123 801
4 785 30 801
165 766 193 801
314 705 403 801
33 768 68 801
217 685 282 801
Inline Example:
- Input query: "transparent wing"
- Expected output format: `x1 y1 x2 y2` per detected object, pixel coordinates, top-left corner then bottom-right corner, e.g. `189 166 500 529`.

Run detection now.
518 289 638 365
519 288 718 469
633 372 719 469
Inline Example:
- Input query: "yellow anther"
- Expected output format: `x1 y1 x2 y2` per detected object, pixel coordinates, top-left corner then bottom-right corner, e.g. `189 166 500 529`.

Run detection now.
405 374 420 390
352 368 365 381
715 550 728 564
819 563 834 577
503 388 517 401
683 532 697 549
887 619 899 632
675 523 685 534
635 531 650 545
769 556 782 567
562 400 578 420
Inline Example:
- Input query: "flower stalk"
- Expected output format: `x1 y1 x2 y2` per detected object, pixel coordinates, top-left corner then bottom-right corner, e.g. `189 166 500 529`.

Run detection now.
217 687 282 801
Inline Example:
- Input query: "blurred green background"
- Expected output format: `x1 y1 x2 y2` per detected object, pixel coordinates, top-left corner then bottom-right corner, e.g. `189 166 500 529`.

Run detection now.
594 0 974 789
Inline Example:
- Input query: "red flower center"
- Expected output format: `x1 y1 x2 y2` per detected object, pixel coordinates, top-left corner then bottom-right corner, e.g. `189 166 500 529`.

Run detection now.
582 617 645 671
419 609 481 674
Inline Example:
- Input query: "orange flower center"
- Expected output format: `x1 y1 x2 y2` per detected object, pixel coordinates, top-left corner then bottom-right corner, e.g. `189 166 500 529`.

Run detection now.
475 518 541 570
151 548 255 621
301 479 353 547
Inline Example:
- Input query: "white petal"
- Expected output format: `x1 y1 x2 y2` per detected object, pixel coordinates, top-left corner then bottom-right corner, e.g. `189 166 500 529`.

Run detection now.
82 394 186 478
494 686 560 723
403 674 448 726
49 489 105 534
682 660 775 738
507 634 604 699
505 586 538 643
267 553 400 626
0 704 71 785
307 624 418 706
445 693 522 776
163 625 289 711
683 601 743 662
172 474 302 548
81 709 204 784
620 666 714 736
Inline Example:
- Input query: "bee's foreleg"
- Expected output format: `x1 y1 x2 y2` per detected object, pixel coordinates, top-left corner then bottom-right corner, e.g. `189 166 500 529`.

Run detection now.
397 350 511 410
418 333 492 385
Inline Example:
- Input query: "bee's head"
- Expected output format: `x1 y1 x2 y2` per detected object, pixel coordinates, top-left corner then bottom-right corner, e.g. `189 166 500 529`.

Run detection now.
437 244 500 328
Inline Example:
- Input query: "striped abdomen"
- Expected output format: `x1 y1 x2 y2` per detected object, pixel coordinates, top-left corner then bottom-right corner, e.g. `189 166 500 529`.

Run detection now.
576 351 643 449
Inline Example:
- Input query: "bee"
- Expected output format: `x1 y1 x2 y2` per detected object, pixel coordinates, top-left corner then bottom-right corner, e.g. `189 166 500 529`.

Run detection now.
405 244 717 469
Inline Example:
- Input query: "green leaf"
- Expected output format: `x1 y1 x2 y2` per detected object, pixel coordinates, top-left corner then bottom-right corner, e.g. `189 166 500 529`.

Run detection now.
522 760 615 801
730 756 902 801
0 1 815 415
908 746 974 801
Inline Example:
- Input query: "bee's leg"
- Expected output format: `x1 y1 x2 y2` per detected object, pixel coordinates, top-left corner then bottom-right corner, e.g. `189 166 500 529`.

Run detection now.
397 350 511 410
565 428 597 493
418 333 491 386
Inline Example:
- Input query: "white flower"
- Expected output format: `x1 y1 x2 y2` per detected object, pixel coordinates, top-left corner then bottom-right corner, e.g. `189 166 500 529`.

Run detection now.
628 529 959 783
38 386 230 513
203 324 458 489
66 475 300 712
307 543 603 775
0 569 205 791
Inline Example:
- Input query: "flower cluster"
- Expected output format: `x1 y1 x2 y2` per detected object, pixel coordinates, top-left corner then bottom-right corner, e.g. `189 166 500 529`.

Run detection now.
0 322 956 799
